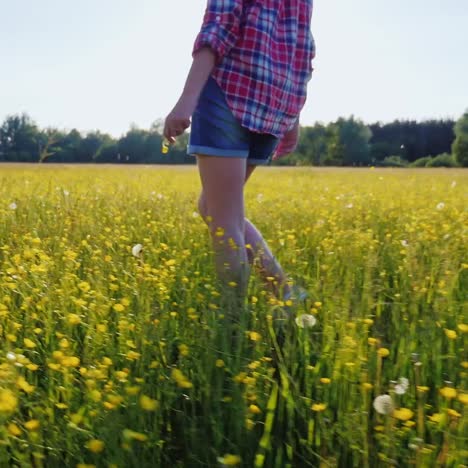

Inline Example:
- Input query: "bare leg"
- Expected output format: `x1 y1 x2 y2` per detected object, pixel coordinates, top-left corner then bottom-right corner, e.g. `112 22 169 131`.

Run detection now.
198 163 291 300
196 155 250 312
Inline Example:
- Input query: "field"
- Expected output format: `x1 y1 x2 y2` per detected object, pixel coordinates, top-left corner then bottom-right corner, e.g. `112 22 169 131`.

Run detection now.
0 164 466 467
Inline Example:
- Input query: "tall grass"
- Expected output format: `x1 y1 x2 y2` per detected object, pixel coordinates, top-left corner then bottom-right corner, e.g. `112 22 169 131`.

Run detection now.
0 165 466 467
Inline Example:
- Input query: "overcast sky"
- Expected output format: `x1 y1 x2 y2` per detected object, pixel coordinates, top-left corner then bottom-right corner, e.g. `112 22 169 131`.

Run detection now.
1 0 467 137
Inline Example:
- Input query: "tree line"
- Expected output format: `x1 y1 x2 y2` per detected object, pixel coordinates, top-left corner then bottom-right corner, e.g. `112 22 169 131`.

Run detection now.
1 112 467 167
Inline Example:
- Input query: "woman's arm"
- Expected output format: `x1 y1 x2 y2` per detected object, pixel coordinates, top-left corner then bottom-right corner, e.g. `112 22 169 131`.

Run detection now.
163 47 216 142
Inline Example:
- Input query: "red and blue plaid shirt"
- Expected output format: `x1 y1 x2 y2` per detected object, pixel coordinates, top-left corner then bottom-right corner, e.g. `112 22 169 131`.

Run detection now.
193 0 315 138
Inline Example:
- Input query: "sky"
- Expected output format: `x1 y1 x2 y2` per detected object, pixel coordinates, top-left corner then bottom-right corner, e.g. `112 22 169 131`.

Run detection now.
1 0 467 138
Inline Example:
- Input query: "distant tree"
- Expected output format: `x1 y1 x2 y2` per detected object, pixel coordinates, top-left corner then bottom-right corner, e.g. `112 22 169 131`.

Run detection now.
0 113 40 162
325 117 372 166
452 111 468 167
426 153 458 168
410 156 432 167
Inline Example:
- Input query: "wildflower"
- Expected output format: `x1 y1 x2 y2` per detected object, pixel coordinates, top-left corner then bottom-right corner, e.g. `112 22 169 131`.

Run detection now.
24 419 40 431
178 344 189 356
362 383 373 391
86 439 105 453
295 314 317 328
217 454 242 466
7 423 22 436
311 403 327 412
6 352 16 361
249 331 262 342
132 244 143 258
16 376 35 393
394 377 409 395
0 389 18 413
368 338 378 346
248 404 261 414
439 387 457 399
320 378 331 385
113 303 125 312
458 393 468 405
377 348 390 357
447 408 461 418
429 413 443 423
9 202 17 210
215 359 225 368
139 395 158 411
417 386 429 394
122 429 148 442
436 202 445 210
393 408 414 421
444 329 457 340
457 323 468 333
171 369 193 389
23 338 36 349
67 313 82 325
373 395 394 415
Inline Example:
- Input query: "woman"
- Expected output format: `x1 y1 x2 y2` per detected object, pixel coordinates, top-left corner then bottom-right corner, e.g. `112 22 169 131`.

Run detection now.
163 0 315 312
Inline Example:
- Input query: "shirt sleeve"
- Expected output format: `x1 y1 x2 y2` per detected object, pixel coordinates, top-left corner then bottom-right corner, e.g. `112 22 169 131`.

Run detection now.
193 0 243 64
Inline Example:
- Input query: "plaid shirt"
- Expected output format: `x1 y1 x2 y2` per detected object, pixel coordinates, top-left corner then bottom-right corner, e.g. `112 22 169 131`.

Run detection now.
193 0 315 138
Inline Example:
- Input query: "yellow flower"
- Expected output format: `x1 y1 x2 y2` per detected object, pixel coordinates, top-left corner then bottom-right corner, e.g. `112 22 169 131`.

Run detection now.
429 413 443 423
439 387 457 399
139 395 158 411
67 313 82 325
113 303 125 312
393 408 414 421
122 429 148 442
311 403 327 412
215 359 225 368
444 329 457 340
249 331 262 342
16 376 35 393
320 377 331 384
7 423 22 436
417 386 429 393
217 454 241 466
447 408 461 418
0 389 18 413
458 393 468 405
171 369 193 389
24 338 36 348
24 419 40 431
377 348 390 357
248 404 261 414
86 439 105 453
62 356 80 367
457 323 468 333
178 344 189 356
368 337 378 346
362 383 373 391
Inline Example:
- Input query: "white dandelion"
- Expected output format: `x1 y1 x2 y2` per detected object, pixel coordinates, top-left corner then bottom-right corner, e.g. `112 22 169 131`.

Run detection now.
436 202 445 210
394 377 409 395
373 394 394 415
132 244 143 258
295 314 317 329
9 202 17 210
401 240 409 247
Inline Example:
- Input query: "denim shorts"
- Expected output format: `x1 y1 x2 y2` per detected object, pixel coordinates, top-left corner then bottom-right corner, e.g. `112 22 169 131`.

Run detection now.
187 76 279 166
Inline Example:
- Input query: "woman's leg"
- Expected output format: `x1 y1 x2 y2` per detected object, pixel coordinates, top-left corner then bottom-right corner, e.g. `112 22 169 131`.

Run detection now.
196 155 250 311
198 163 291 300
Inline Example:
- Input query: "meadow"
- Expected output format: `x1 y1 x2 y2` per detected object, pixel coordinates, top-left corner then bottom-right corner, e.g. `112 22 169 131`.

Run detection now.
0 164 466 467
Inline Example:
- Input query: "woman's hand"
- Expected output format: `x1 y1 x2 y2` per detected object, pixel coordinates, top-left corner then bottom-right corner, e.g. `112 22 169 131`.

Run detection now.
163 95 197 143
273 119 300 160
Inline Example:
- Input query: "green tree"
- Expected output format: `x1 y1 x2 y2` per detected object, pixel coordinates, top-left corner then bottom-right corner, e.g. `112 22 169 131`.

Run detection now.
452 110 468 167
0 113 40 162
